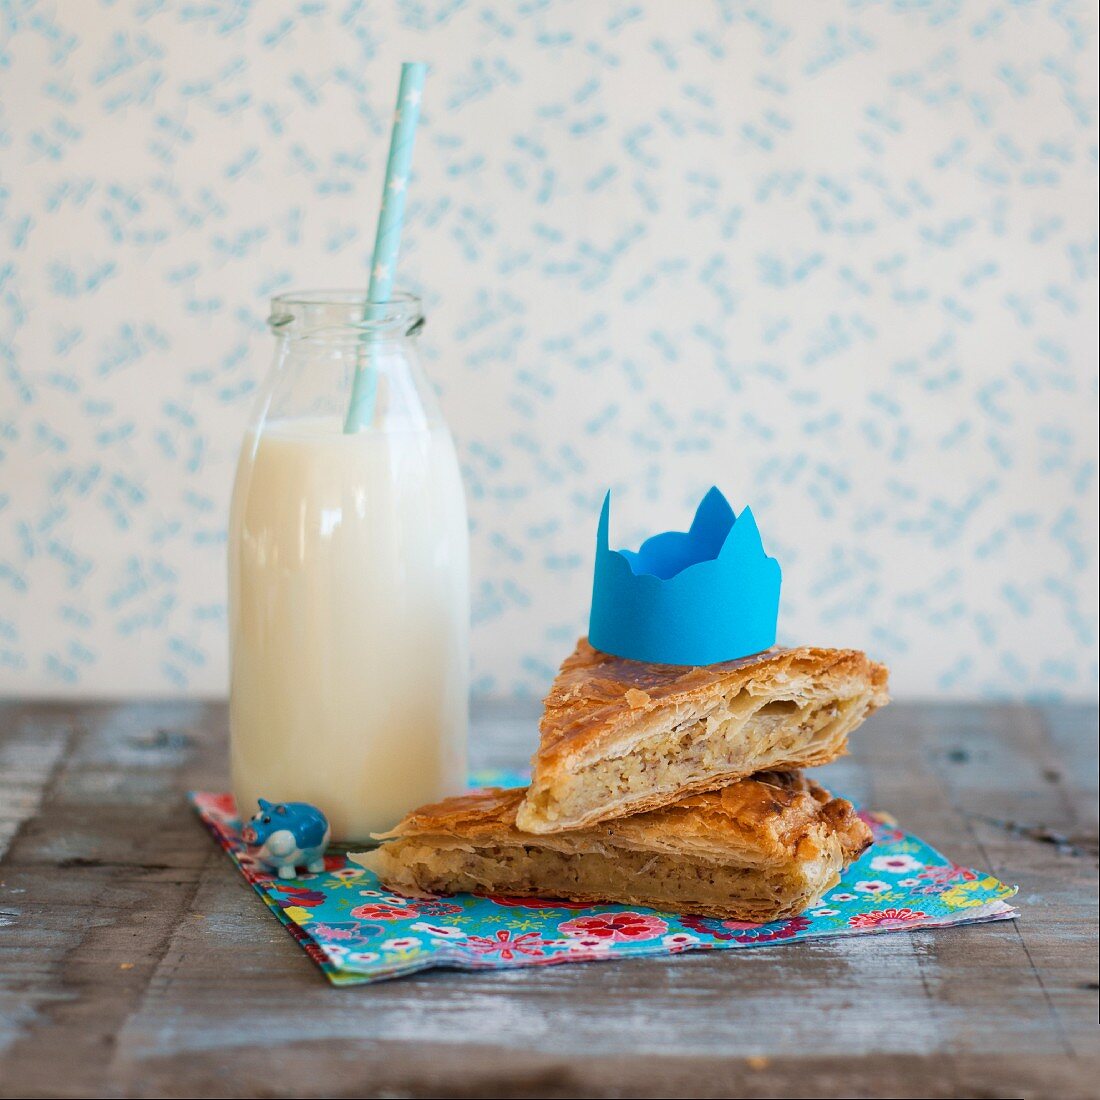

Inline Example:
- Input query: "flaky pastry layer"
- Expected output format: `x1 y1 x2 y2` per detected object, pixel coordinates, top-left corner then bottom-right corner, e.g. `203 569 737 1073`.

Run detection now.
352 771 872 922
516 640 889 833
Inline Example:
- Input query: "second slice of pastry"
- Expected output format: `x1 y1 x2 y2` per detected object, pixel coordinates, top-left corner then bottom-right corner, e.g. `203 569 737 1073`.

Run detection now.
353 771 872 922
516 639 888 833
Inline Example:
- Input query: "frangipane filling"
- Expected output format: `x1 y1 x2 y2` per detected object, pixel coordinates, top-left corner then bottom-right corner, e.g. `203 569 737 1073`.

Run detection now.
529 688 869 827
376 840 840 919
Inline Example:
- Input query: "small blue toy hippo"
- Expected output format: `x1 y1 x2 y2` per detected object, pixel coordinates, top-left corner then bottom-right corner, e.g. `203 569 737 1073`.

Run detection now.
242 799 331 879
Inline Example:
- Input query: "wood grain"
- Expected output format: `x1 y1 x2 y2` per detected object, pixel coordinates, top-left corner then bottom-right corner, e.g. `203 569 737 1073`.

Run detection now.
0 699 1096 1099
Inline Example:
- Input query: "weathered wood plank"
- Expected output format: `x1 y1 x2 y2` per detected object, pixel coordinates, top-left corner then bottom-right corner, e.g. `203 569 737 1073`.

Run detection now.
0 700 1096 1100
861 701 1099 1068
0 701 223 1093
96 1045 1100 1100
0 702 75 859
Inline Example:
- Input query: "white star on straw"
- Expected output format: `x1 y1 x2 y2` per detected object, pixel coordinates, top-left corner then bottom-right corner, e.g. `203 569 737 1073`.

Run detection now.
388 176 406 194
405 89 421 107
373 262 388 282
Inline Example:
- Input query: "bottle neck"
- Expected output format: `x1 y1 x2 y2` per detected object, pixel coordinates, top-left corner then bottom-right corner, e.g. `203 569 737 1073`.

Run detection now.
252 290 439 434
268 290 423 345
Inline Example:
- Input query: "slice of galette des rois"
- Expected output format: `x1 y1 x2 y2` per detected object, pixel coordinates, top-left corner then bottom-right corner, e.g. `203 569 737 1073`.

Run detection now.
515 639 889 834
352 771 872 923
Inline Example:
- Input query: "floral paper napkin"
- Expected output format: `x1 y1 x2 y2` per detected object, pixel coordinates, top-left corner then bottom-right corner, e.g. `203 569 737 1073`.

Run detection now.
190 774 1017 986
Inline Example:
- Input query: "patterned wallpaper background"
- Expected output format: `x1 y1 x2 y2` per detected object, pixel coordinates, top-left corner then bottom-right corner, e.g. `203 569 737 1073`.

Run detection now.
1 0 1097 699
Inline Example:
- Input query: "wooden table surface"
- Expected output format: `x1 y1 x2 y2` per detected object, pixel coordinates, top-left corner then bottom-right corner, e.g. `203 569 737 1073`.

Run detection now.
0 699 1096 1099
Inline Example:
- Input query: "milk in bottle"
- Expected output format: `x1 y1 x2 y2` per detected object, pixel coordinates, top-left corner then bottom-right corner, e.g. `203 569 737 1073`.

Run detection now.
228 293 468 839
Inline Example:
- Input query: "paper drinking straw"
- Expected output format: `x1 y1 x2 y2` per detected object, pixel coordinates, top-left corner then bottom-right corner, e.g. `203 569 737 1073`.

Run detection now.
343 62 427 433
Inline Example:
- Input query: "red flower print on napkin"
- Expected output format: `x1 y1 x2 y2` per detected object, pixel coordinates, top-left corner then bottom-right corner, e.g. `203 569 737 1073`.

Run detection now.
558 912 669 943
848 907 928 929
202 792 237 817
310 920 385 943
728 916 811 943
464 930 556 960
681 915 811 943
918 864 978 885
349 901 420 921
270 885 327 909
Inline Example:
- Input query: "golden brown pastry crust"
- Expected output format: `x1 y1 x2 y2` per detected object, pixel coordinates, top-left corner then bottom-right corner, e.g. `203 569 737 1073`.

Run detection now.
355 772 873 922
538 639 888 766
516 639 889 833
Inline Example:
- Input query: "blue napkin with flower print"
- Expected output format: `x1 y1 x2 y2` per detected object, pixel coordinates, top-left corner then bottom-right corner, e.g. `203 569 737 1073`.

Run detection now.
190 775 1017 986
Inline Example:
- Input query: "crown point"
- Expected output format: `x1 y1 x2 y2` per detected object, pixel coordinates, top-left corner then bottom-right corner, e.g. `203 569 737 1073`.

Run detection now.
597 491 612 553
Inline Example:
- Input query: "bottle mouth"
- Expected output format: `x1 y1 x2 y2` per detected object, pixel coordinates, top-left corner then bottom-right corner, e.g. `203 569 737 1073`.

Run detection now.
268 290 424 340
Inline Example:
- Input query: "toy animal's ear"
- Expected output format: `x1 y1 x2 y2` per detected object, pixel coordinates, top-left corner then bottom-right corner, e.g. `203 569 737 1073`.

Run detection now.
275 804 287 814
257 798 274 812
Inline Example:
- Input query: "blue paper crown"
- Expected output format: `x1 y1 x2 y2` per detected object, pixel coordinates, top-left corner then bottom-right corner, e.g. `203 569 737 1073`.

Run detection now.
588 487 782 666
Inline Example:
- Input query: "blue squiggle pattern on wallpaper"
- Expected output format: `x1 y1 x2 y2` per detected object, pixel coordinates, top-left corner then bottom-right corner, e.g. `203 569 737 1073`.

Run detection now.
0 1 1097 698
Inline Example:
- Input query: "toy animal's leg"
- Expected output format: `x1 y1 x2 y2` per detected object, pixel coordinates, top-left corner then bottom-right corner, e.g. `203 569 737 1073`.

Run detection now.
277 864 296 879
306 858 325 873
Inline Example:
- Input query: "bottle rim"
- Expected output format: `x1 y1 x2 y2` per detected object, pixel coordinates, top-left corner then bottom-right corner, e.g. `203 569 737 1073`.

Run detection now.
267 290 424 341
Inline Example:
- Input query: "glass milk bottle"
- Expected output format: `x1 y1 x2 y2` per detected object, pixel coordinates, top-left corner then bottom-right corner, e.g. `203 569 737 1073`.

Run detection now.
228 291 469 840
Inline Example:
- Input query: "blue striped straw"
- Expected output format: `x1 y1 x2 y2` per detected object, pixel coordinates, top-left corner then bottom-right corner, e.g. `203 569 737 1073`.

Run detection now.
343 62 427 432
